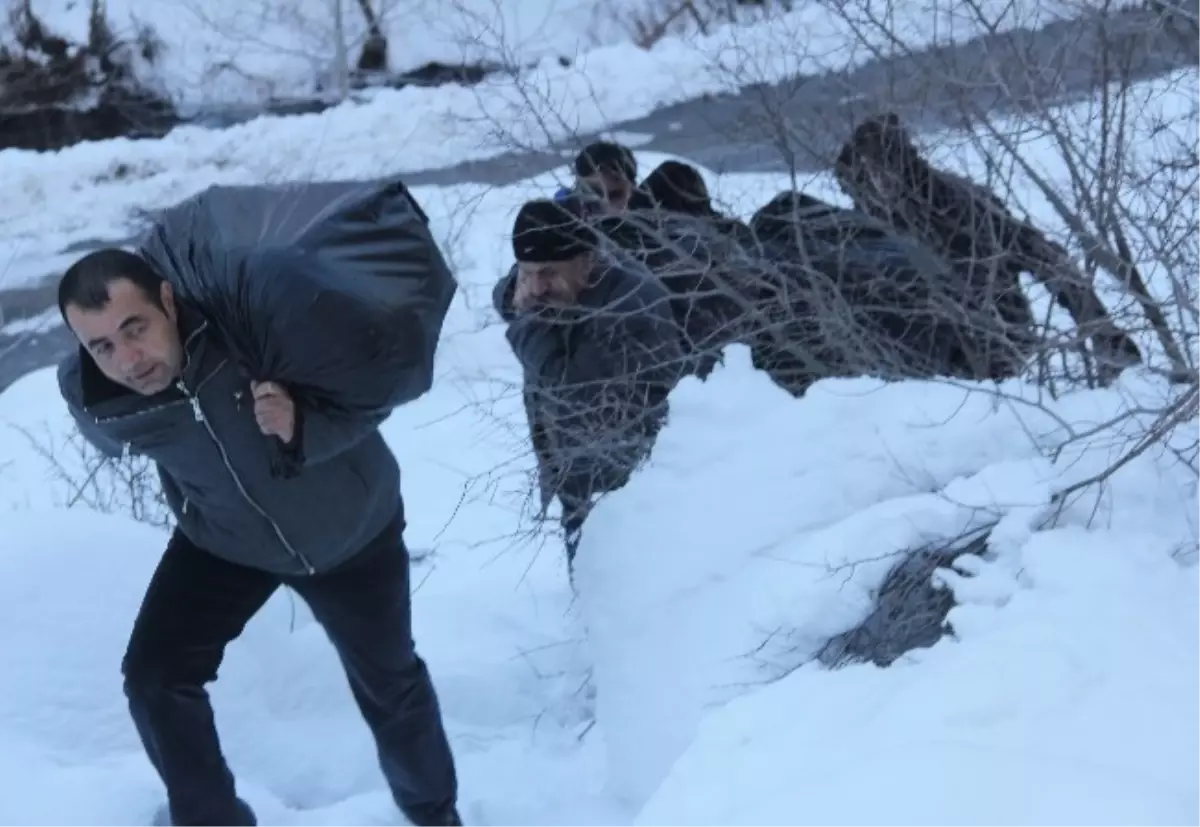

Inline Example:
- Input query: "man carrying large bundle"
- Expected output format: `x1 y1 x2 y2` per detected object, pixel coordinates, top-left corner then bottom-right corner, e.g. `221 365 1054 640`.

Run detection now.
55 178 460 826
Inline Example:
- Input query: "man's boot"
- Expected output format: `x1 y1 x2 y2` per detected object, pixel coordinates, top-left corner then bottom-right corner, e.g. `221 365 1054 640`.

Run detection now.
152 792 255 825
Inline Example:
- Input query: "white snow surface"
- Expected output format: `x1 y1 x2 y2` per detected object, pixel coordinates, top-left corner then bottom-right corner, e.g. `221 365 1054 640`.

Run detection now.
8 0 1127 107
0 76 1197 827
13 0 631 105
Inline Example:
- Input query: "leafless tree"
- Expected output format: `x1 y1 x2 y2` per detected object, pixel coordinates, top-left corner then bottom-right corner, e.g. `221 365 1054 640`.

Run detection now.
431 0 1196 666
0 0 172 151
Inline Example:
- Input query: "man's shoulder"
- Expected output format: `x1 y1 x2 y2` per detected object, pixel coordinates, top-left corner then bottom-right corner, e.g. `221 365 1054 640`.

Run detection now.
606 258 669 299
586 258 672 319
56 348 85 408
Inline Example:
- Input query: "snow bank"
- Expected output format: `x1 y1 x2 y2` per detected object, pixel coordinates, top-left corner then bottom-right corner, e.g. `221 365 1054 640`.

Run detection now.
13 0 626 106
12 0 1112 108
637 523 1200 826
0 505 618 825
1 140 1195 826
0 0 1123 288
574 347 1199 811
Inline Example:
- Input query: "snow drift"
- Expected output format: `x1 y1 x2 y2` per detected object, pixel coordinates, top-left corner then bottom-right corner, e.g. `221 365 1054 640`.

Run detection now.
574 346 1199 815
0 132 1196 825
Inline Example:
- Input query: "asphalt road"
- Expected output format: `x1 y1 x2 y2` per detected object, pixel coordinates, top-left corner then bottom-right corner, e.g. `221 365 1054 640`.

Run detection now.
0 6 1194 392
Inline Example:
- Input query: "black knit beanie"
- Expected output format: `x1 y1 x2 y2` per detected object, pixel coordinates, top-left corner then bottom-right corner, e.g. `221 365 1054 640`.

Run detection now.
511 198 598 263
640 160 715 216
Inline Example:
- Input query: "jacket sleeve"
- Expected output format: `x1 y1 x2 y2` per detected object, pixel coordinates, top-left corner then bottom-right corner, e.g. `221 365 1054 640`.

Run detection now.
523 387 557 513
506 310 595 386
288 403 389 468
591 275 687 390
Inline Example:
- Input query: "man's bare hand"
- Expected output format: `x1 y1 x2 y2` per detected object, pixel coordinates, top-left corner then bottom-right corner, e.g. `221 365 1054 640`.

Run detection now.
250 381 296 444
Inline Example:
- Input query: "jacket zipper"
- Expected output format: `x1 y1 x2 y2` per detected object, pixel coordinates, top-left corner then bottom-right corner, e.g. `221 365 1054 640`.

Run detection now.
88 320 317 575
175 376 318 576
93 322 212 427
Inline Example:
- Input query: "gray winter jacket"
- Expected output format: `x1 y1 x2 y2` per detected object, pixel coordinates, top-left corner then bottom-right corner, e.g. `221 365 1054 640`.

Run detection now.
58 306 400 576
493 258 685 505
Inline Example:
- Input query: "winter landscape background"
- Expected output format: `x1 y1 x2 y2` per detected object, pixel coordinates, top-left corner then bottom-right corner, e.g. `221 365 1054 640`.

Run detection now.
1 0 1198 824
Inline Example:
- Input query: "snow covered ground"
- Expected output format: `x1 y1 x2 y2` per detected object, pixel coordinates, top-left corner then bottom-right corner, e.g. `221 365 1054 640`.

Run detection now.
16 0 633 105
0 73 1197 827
11 0 1129 107
579 354 1199 819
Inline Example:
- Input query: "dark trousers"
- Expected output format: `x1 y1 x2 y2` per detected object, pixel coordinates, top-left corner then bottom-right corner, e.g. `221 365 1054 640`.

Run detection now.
122 508 458 826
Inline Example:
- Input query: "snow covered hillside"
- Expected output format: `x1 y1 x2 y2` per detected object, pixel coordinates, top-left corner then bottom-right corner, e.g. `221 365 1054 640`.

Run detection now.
8 0 1133 107
0 36 1197 827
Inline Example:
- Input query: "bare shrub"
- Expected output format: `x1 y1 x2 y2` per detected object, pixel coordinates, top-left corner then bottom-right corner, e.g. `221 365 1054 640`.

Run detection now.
12 421 171 529
424 0 1197 672
589 0 793 49
696 0 1197 667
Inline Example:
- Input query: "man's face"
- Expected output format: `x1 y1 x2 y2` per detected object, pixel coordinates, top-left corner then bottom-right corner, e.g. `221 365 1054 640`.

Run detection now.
516 256 591 307
579 169 633 214
65 278 185 395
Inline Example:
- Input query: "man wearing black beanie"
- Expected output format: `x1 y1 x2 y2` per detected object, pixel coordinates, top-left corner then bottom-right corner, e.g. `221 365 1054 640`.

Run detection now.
509 198 600 308
493 197 685 575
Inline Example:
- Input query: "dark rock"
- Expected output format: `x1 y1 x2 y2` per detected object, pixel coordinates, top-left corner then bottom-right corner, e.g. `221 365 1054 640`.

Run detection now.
0 1 179 152
356 32 389 73
0 90 178 151
816 530 990 668
381 59 502 89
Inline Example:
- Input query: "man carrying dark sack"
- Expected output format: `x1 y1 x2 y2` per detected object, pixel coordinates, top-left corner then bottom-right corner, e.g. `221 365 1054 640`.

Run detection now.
55 247 461 827
493 198 684 572
553 140 638 215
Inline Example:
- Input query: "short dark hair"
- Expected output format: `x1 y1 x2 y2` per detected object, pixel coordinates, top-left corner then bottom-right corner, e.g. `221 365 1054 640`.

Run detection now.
574 141 637 183
640 160 714 216
57 248 165 319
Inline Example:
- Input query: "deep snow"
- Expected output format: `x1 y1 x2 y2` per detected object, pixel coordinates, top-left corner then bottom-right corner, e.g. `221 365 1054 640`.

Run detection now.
0 40 1195 825
12 0 639 105
0 74 1197 827
8 0 1128 107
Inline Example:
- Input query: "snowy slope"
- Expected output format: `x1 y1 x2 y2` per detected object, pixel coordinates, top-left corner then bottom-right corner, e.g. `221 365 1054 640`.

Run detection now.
576 350 1199 815
637 515 1199 825
10 0 1129 106
14 0 629 105
1 136 1197 826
